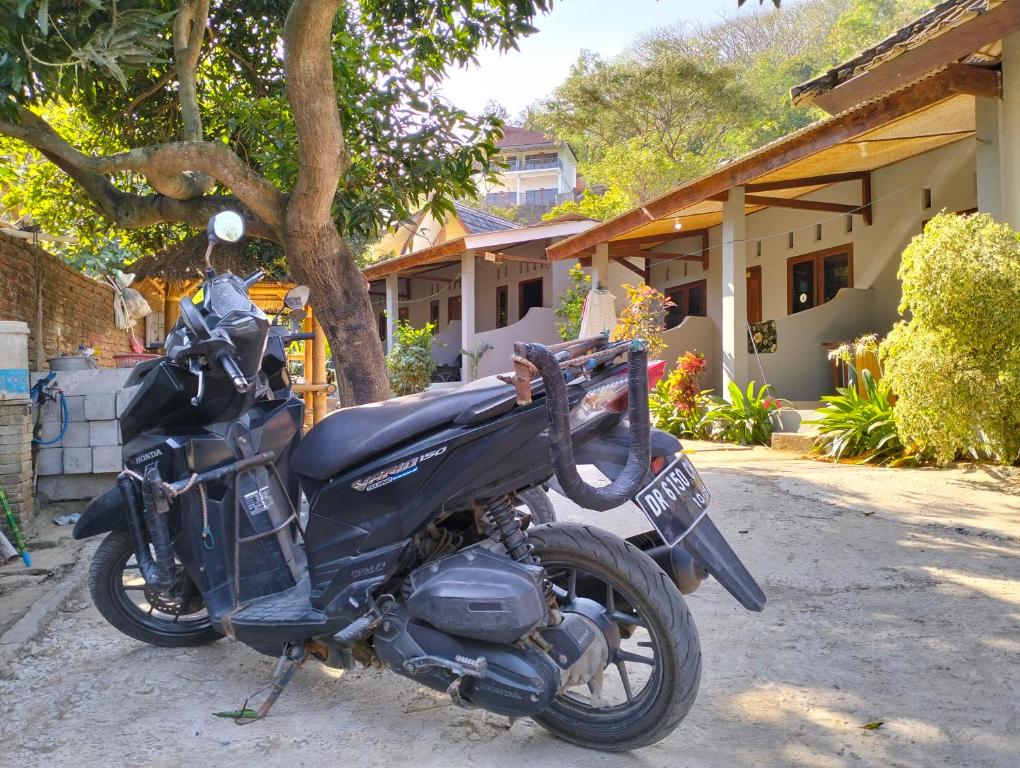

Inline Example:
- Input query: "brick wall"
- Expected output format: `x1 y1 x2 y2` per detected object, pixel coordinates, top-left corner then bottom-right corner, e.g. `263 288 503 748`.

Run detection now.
0 401 33 531
0 232 140 369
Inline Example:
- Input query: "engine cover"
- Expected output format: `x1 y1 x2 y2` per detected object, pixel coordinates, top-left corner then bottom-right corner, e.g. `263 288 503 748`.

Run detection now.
406 545 547 644
374 611 562 717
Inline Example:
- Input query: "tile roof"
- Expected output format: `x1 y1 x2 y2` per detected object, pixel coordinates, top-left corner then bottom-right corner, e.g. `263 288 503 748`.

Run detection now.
452 202 521 233
793 0 998 105
495 126 559 149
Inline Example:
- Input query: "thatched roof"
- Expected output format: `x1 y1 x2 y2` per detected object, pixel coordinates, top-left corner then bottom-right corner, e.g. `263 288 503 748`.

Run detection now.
128 235 289 282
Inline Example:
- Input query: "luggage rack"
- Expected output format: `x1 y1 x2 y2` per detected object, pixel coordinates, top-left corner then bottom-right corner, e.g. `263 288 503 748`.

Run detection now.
506 333 633 406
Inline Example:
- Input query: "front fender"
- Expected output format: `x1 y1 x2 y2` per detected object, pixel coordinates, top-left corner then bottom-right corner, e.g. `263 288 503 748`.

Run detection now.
72 485 127 540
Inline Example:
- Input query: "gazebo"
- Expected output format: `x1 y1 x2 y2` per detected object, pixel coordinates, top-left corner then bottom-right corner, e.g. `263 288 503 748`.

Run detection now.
129 236 331 426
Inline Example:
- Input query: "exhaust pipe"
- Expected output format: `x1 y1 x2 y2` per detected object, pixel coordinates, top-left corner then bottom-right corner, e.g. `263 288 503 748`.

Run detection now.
627 531 708 595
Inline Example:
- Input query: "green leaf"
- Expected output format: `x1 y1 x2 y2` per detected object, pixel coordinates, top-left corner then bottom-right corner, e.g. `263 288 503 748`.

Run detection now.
861 721 884 731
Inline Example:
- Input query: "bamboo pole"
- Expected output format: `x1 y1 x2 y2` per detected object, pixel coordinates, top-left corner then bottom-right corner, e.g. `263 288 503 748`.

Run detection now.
312 318 327 425
302 309 314 429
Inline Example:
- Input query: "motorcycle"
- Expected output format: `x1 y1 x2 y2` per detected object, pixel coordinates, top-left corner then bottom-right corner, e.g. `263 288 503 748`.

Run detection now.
73 210 764 751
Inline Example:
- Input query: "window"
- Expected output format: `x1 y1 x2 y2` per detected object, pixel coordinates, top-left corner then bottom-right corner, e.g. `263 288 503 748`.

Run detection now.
448 295 461 322
486 191 518 207
787 245 853 315
429 300 440 325
524 188 558 207
496 285 509 328
524 152 559 171
922 187 933 210
665 280 707 329
398 307 409 323
519 278 544 320
377 312 386 341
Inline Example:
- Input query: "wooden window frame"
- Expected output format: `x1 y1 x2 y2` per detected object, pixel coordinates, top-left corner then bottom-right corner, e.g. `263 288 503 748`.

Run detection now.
665 279 707 328
518 277 544 321
429 299 440 325
447 294 462 323
496 284 509 328
787 244 854 315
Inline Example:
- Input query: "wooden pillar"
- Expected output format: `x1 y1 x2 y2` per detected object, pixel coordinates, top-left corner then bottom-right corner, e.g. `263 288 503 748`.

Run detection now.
312 318 327 424
461 250 476 383
721 186 749 396
164 280 183 337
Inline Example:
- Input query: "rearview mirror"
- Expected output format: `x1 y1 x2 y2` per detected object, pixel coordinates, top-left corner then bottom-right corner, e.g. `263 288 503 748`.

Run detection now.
208 210 245 244
284 285 310 309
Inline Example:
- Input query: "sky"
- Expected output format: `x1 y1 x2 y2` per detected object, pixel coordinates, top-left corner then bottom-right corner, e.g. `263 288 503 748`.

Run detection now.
438 0 774 116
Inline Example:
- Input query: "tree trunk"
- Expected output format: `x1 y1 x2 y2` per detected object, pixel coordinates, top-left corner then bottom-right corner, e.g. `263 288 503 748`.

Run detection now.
283 222 389 407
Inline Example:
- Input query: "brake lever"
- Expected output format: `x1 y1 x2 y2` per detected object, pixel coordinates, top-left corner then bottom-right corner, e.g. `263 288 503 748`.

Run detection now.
189 358 206 406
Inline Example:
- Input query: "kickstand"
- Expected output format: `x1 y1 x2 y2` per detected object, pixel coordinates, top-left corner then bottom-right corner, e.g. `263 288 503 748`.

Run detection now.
217 644 309 725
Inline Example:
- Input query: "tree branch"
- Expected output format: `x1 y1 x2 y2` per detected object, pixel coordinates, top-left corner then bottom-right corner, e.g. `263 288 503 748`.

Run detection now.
0 108 285 239
283 0 345 227
172 0 213 196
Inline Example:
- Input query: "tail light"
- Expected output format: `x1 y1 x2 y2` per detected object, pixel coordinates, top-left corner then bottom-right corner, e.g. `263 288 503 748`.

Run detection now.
569 359 667 429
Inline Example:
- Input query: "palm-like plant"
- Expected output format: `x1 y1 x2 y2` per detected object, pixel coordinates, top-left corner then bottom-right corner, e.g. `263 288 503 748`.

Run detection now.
807 368 912 465
703 381 784 446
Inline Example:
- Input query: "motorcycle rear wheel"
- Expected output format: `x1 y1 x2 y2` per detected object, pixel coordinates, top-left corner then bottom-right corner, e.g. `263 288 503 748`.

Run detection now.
529 523 701 751
89 530 222 647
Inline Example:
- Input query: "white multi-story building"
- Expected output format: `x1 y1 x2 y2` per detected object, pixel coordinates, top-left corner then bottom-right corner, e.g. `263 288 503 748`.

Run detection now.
480 127 578 218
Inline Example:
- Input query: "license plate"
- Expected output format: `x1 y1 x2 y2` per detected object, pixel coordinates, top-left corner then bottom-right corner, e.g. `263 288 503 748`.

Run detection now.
635 455 711 547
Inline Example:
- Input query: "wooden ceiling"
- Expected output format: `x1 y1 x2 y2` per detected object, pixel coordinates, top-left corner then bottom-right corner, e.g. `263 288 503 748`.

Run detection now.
547 66 990 261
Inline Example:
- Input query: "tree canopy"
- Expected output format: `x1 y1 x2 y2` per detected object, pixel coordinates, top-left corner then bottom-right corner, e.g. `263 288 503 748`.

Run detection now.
532 0 931 221
0 0 549 404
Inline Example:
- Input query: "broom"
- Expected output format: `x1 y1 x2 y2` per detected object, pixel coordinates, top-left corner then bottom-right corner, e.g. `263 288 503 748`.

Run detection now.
0 483 30 566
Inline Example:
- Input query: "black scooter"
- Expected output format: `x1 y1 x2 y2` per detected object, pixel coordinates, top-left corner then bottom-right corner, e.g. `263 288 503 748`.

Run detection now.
73 211 764 751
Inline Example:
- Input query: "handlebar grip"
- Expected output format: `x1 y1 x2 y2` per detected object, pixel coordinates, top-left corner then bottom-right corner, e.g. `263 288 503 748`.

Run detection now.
287 332 316 342
216 351 251 393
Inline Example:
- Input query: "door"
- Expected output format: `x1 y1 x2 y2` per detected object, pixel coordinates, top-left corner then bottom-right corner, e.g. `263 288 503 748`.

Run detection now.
746 266 762 325
518 278 544 321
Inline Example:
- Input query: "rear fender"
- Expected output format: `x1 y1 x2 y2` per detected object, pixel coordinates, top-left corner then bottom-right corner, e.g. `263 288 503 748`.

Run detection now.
72 485 127 540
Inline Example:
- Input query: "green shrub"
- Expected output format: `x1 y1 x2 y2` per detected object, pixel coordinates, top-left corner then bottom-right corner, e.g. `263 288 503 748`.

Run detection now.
881 212 1020 464
554 263 591 340
808 368 912 465
703 381 783 446
385 321 438 396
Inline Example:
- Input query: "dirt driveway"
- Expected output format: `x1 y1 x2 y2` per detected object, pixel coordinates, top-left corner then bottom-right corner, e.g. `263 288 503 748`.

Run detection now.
1 446 1018 767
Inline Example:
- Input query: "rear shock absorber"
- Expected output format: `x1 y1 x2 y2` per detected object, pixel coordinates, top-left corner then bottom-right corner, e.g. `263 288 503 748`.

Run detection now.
485 495 538 566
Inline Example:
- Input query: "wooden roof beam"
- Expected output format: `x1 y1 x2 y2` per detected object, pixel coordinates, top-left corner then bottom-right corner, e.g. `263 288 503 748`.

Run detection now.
613 256 648 282
742 195 859 214
811 1 1019 114
745 171 868 192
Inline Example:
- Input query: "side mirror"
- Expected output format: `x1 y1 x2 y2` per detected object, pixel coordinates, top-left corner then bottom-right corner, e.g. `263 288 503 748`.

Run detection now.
284 285 310 309
208 210 245 244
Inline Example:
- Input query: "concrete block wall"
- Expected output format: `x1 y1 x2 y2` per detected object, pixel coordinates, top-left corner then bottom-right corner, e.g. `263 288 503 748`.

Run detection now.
0 401 34 531
32 369 134 500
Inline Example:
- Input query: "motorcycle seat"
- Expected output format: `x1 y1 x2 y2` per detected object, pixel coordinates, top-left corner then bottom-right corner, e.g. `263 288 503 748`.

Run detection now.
292 376 517 481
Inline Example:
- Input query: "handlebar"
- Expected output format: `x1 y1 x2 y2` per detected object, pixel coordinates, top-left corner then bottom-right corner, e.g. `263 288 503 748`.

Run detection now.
286 332 316 342
216 350 252 393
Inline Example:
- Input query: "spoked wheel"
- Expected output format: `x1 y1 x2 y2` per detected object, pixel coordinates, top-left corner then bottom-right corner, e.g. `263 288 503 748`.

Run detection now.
89 530 221 647
528 523 701 752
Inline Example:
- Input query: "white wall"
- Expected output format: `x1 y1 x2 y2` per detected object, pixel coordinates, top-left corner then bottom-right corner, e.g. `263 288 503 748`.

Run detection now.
475 307 561 379
373 256 574 350
646 139 977 397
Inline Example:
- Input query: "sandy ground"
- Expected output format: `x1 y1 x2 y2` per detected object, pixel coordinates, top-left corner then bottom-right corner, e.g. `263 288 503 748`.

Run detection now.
1 445 1018 768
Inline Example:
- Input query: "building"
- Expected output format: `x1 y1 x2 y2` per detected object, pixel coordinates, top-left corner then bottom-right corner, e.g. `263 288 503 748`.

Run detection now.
543 0 1020 403
365 203 595 383
479 126 579 220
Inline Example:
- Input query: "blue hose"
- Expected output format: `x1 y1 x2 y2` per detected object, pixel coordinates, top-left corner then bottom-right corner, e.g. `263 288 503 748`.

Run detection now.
33 391 67 446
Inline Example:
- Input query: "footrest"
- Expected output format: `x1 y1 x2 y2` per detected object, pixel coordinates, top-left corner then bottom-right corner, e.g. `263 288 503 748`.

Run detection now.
231 578 324 628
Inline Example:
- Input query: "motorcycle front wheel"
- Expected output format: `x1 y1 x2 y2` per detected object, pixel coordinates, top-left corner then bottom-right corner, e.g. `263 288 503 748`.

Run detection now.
89 530 222 647
529 523 701 751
